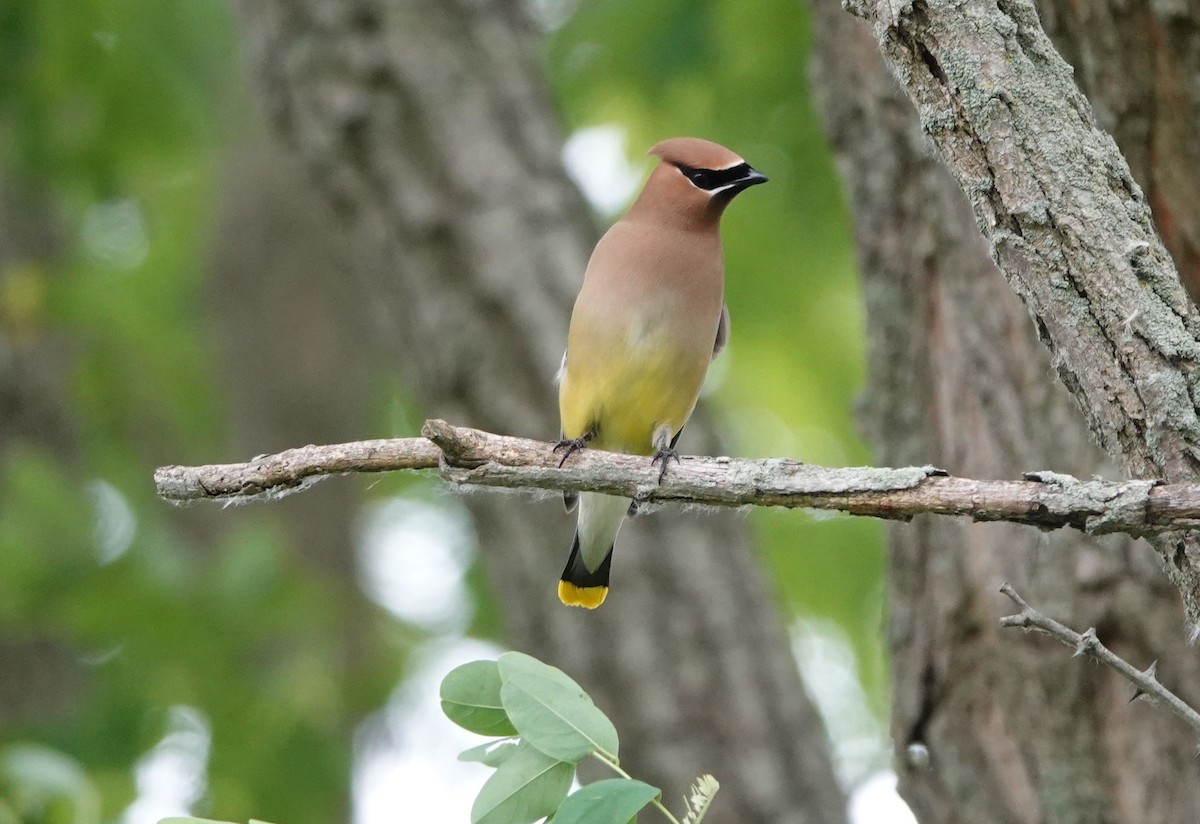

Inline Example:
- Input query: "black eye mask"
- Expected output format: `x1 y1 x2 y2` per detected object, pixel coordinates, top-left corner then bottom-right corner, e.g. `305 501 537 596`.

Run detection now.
673 162 753 191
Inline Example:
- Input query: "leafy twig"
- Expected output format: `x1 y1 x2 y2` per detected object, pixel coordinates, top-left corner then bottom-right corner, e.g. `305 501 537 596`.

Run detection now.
591 750 682 824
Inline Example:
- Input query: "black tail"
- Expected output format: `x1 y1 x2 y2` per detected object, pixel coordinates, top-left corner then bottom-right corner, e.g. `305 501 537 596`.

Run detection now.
557 533 613 609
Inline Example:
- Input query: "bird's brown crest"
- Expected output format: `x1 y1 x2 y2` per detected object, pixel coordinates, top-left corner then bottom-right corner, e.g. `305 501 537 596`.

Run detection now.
648 137 744 170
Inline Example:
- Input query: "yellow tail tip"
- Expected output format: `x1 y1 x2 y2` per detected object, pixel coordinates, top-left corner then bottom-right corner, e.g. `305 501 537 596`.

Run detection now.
558 580 608 609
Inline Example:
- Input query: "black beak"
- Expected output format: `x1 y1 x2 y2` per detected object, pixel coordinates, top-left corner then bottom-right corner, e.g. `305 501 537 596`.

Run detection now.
719 166 768 197
737 167 768 188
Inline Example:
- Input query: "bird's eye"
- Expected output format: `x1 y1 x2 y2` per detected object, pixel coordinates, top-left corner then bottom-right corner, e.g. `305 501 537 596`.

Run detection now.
676 164 714 189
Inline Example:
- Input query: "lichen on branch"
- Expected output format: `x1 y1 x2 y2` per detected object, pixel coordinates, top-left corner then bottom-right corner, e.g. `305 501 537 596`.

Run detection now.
152 420 1200 538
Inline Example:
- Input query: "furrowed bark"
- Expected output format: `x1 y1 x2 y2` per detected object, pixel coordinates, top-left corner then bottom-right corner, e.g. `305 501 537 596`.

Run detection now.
1037 1 1200 302
843 0 1200 624
810 0 1200 820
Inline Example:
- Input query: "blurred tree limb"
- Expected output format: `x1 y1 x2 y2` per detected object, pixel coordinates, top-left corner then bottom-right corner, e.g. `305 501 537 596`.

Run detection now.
155 420 1200 537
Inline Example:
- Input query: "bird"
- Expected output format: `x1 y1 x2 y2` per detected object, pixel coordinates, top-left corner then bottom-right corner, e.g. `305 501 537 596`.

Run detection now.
554 137 767 608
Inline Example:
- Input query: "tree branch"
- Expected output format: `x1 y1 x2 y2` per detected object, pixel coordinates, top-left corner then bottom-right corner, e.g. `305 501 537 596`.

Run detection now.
151 419 1200 536
999 583 1200 738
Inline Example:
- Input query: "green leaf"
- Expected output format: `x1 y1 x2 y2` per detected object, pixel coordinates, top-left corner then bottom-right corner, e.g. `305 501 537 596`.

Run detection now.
459 740 519 768
551 779 660 824
441 660 519 736
470 742 574 824
497 652 619 763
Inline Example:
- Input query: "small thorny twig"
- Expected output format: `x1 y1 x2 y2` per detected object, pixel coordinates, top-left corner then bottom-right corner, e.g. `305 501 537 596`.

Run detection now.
999 583 1200 738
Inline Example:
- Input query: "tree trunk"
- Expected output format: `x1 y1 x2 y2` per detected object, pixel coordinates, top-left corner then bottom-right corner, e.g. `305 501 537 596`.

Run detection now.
1038 0 1200 302
809 2 1200 822
232 2 848 822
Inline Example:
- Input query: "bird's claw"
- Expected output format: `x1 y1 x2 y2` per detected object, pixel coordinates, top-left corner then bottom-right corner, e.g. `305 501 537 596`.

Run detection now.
650 446 680 483
553 432 594 467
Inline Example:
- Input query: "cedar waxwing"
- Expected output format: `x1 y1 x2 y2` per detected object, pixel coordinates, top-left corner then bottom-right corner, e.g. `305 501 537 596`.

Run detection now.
554 137 767 608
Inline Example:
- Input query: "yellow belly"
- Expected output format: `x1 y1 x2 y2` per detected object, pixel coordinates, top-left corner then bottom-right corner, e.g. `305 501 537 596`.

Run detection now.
559 343 708 455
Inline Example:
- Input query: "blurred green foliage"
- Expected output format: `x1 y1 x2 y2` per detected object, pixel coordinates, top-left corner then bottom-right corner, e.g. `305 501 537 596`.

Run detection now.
0 0 884 821
1 1 402 822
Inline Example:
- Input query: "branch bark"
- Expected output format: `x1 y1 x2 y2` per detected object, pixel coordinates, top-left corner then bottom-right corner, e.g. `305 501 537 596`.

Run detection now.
154 420 1200 537
846 0 1200 625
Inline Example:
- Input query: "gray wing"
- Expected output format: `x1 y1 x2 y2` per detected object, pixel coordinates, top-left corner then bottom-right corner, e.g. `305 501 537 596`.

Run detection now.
557 350 577 511
712 303 730 360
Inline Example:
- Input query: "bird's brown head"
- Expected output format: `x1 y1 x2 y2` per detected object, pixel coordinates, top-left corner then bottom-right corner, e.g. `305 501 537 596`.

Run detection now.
628 137 767 228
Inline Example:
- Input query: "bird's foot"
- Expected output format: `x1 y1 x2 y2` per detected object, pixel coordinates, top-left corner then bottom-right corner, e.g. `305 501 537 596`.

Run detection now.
650 445 680 483
553 430 595 467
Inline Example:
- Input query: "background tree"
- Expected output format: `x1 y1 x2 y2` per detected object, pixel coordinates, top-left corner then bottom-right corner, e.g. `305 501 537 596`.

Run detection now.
231 2 850 821
809 0 1200 820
